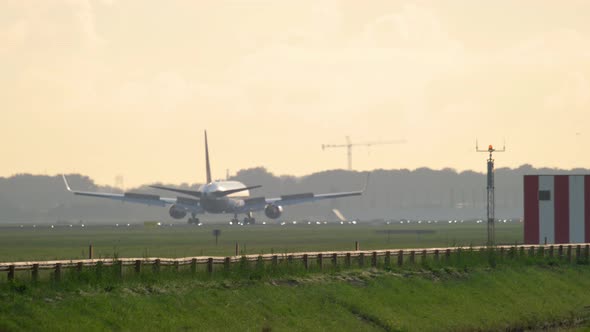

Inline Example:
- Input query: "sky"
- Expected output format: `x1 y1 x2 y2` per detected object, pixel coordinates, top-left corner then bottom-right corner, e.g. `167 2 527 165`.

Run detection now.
1 0 589 187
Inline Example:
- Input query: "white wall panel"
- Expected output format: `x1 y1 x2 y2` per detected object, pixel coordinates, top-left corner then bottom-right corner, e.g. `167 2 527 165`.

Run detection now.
539 176 554 244
569 176 585 243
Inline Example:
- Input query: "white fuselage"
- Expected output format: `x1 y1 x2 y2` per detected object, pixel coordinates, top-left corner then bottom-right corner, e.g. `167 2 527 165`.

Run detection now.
199 181 249 214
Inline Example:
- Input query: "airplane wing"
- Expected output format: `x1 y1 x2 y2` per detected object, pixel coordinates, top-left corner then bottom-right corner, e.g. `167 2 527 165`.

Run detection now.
149 185 201 198
241 174 369 211
62 175 203 213
265 190 363 206
149 184 261 198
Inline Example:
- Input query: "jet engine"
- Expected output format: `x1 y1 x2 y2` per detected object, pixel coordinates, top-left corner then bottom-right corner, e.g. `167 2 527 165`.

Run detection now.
169 205 187 219
264 204 283 219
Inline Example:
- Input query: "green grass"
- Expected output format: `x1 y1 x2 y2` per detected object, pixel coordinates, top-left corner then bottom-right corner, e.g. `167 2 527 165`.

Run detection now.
0 222 523 262
1 264 590 331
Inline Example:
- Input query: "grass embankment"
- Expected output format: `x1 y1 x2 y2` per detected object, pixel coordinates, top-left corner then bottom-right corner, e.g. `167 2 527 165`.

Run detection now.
2 262 590 331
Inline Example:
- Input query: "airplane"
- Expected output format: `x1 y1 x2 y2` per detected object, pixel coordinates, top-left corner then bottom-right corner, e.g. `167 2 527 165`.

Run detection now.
63 131 368 225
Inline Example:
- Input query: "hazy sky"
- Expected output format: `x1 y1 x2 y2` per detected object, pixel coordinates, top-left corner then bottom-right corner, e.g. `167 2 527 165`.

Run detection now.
1 1 589 187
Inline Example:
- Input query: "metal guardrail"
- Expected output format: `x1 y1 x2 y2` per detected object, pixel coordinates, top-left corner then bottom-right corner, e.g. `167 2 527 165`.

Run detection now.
1 243 588 281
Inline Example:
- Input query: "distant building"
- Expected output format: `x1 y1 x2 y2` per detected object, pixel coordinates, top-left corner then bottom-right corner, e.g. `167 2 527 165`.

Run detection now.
524 175 590 244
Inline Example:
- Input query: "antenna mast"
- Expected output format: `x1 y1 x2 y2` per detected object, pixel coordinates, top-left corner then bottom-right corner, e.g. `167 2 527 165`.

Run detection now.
476 140 506 246
322 136 406 170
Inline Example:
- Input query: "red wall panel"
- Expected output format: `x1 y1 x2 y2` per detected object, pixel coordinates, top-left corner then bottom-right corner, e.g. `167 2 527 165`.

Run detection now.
586 176 590 242
554 175 570 244
524 175 539 244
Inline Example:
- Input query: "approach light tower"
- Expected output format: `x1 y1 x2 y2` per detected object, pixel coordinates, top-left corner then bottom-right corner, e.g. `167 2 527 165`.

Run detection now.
322 136 406 170
476 141 506 246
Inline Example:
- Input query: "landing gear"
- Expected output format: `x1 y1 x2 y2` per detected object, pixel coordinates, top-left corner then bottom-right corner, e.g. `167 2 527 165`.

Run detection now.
243 211 255 224
187 214 200 225
230 212 255 225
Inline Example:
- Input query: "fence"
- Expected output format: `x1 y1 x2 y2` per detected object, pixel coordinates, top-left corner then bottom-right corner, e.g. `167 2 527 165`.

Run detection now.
2 243 589 282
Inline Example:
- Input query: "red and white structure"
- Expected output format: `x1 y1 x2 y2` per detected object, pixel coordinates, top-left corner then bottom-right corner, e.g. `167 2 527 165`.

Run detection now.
524 175 590 244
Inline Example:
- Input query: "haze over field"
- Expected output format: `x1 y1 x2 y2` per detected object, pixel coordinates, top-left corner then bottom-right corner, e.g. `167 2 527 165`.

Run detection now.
1 1 589 187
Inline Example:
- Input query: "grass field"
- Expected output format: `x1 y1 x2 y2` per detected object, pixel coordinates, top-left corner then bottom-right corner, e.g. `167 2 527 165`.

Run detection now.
0 222 523 262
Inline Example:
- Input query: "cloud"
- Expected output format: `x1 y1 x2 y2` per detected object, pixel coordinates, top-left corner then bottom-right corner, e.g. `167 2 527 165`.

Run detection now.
358 3 460 50
1 0 105 53
543 72 590 112
492 28 590 66
68 0 104 49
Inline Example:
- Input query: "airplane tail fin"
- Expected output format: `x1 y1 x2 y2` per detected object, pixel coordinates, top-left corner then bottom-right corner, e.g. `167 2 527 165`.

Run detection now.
205 130 212 184
62 174 73 192
332 209 347 222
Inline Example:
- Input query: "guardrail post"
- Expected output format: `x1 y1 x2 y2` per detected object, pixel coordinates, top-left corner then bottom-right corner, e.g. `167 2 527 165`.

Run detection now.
89 244 93 259
8 265 15 281
434 250 439 263
529 246 535 257
371 252 377 268
54 263 62 282
207 258 214 274
398 250 404 267
520 246 526 257
318 254 323 270
500 247 505 258
135 260 141 274
508 246 515 259
189 258 197 274
235 243 239 256
224 257 231 272
410 251 415 265
445 249 451 263
539 246 544 258
302 254 309 270
567 245 572 262
77 262 83 275
385 251 391 267
96 261 103 279
359 253 365 267
272 255 278 267
256 256 263 270
288 255 294 265
153 259 161 273
558 245 564 259
332 253 338 267
345 253 351 267
355 241 360 251
114 261 122 278
173 261 179 272
32 264 39 282
585 245 589 262
576 245 581 263
421 250 427 264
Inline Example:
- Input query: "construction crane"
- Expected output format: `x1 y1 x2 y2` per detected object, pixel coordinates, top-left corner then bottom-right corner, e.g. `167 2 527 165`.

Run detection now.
322 136 406 170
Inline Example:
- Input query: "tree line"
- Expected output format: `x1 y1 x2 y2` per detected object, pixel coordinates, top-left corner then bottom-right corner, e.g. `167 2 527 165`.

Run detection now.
0 165 585 223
